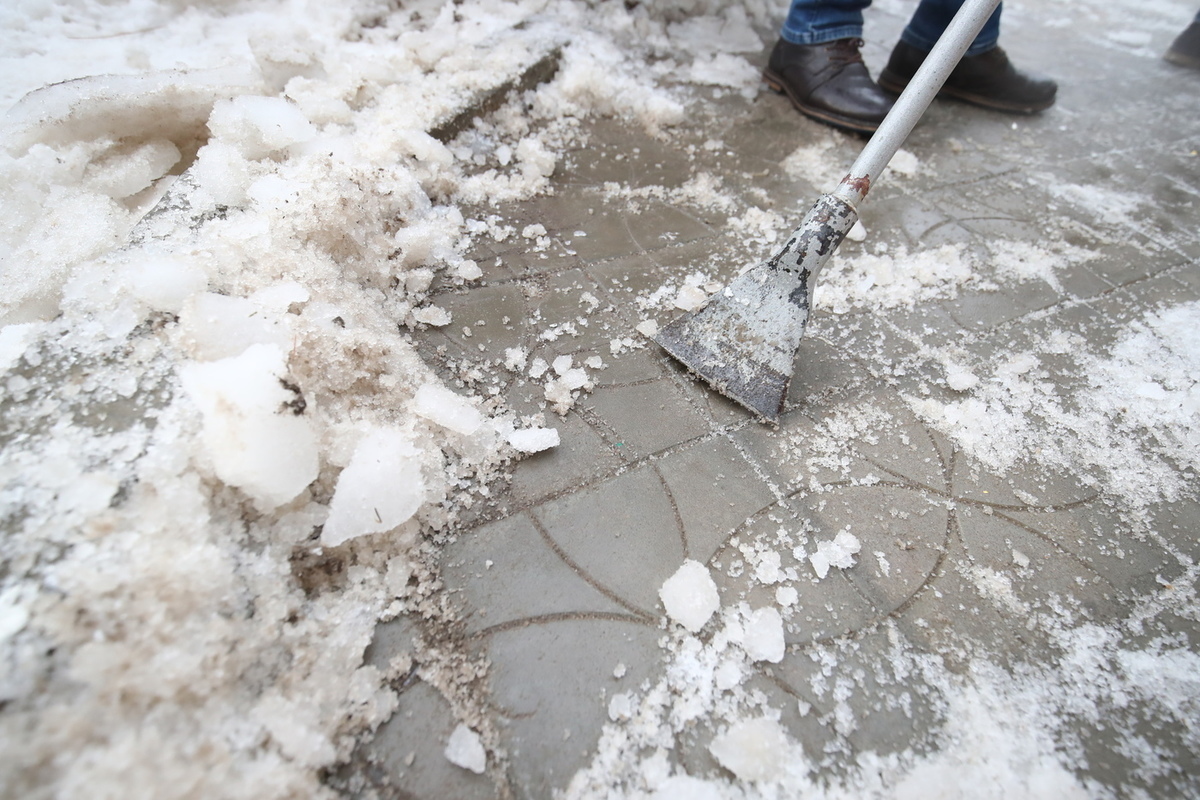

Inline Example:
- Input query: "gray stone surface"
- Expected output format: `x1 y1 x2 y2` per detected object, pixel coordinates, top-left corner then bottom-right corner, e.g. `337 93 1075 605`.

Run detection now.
352 5 1200 797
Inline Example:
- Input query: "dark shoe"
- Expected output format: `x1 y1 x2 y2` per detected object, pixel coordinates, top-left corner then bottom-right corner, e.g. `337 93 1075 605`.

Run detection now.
763 38 895 134
1165 22 1200 69
879 40 1057 113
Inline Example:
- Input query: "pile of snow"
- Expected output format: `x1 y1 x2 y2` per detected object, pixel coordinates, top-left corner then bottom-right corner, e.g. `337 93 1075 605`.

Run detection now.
0 0 732 794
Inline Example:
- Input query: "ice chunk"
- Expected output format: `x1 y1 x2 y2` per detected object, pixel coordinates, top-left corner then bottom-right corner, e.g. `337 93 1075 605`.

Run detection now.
672 284 708 311
444 723 487 774
0 323 40 373
776 586 798 607
321 426 425 547
413 384 484 435
552 354 574 375
708 717 791 782
504 347 527 372
659 560 719 633
743 607 785 663
506 427 560 453
0 588 30 644
208 95 316 160
809 530 861 579
636 319 659 338
945 362 980 392
888 148 920 177
846 219 867 242
126 253 208 314
455 260 482 281
412 305 451 326
180 344 319 510
608 692 633 721
179 292 290 361
753 550 782 584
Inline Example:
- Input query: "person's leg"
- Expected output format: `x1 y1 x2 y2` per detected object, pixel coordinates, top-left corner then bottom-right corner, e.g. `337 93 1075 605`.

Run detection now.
1164 8 1200 69
765 0 895 134
878 0 1057 114
780 0 872 46
900 0 1001 56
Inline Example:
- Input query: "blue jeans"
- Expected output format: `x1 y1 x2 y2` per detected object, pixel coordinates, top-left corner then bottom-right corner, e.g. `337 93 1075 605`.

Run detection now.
782 0 1003 56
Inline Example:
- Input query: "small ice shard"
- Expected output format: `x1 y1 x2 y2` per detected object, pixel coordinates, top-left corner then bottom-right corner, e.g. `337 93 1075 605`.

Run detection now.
320 427 425 547
412 383 484 435
444 723 487 774
659 560 720 633
775 585 798 607
708 717 790 782
1013 549 1031 568
506 427 560 453
743 606 785 663
504 347 527 372
636 319 659 338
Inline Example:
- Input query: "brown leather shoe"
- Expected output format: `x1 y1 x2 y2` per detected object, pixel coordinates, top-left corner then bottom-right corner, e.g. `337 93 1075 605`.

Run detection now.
763 38 895 134
879 40 1057 114
1165 22 1200 70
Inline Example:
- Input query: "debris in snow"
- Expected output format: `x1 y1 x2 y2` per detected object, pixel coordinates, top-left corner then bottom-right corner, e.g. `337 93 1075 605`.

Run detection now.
444 723 487 774
809 530 861 579
506 427 561 453
660 560 720 633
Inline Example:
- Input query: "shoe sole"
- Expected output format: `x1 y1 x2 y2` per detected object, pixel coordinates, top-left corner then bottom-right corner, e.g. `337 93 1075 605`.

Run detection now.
762 68 881 135
1164 49 1200 70
878 71 1055 114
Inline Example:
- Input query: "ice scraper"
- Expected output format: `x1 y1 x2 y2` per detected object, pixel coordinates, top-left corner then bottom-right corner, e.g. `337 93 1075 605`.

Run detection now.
653 0 1002 423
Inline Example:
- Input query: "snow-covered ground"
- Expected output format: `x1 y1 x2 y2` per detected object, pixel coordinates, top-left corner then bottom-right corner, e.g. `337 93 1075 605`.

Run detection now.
2 0 1199 797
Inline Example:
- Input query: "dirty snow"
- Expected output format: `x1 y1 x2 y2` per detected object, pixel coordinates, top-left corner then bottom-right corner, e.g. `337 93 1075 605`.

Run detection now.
3 0 1199 798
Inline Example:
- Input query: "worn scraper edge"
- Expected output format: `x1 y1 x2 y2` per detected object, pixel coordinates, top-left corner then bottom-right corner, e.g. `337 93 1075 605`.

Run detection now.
652 0 1002 424
654 189 860 423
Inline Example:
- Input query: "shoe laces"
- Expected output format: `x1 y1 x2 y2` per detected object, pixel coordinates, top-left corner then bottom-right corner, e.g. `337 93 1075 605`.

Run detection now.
827 38 866 65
